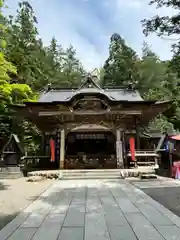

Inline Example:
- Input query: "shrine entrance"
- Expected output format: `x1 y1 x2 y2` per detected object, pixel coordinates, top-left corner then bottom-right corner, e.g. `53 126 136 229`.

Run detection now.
65 129 116 169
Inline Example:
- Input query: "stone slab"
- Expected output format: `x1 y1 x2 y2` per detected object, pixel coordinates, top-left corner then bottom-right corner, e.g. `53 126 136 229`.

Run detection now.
107 225 137 240
63 206 85 226
125 213 164 240
31 214 65 240
157 225 180 240
7 227 37 240
0 212 29 240
115 198 139 213
86 199 103 213
50 203 70 214
103 208 127 226
21 213 48 228
100 196 117 206
110 189 127 198
85 212 110 240
24 199 52 214
58 227 84 240
135 202 174 226
1 179 180 240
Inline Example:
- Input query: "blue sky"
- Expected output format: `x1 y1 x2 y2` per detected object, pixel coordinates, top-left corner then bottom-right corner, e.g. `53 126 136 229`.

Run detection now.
5 0 175 70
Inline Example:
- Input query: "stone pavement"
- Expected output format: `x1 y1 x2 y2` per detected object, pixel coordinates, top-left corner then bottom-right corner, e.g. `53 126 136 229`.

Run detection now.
1 179 180 240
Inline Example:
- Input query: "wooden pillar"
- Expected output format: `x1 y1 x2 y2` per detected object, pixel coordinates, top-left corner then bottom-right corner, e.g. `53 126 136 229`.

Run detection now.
116 129 124 168
136 127 140 150
135 117 140 150
44 132 49 155
122 131 128 168
60 128 65 169
42 133 46 155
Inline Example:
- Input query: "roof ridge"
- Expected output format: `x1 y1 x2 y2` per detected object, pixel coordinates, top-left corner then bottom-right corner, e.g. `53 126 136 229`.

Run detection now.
77 74 102 91
51 89 75 92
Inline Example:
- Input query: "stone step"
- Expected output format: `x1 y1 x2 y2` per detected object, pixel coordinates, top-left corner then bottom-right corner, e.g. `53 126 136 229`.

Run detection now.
62 172 121 175
61 169 155 174
0 166 22 179
140 174 157 180
0 172 23 179
61 175 122 180
0 166 21 172
28 169 156 180
62 172 121 178
61 170 122 173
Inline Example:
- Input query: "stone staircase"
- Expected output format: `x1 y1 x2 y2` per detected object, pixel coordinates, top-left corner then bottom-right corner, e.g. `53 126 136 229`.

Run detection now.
28 168 156 180
61 169 122 180
0 166 23 179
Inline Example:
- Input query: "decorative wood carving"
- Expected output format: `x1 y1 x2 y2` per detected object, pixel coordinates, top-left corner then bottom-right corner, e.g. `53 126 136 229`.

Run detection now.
73 98 108 112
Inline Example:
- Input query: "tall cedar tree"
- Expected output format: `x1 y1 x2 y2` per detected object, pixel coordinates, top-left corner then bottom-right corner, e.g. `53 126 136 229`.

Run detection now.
142 0 180 130
102 33 139 88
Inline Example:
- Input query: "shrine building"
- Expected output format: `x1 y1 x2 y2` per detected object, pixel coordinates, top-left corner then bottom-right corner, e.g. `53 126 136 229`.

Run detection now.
13 75 171 169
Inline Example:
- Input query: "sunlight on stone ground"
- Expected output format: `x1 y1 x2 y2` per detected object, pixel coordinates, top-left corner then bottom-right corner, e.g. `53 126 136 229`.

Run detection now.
1 179 180 240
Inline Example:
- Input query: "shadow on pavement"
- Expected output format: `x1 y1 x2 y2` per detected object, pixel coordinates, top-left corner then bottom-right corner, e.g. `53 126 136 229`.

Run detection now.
0 181 19 231
0 212 19 231
0 181 10 191
142 186 180 217
0 180 127 239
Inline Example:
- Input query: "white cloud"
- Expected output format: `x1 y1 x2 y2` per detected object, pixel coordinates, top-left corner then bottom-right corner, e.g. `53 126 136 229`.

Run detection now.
5 0 107 71
4 0 177 70
113 0 175 59
116 0 143 10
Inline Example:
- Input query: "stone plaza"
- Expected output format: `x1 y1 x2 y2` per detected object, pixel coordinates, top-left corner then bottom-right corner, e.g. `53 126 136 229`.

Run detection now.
1 179 180 240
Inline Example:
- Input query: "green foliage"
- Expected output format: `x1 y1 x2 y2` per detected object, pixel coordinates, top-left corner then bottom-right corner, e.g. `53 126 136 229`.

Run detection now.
0 0 35 142
2 0 180 153
142 0 180 40
102 33 180 132
142 0 180 83
141 0 180 130
0 0 16 81
102 33 139 88
148 115 176 134
0 0 86 153
5 1 85 91
137 42 167 96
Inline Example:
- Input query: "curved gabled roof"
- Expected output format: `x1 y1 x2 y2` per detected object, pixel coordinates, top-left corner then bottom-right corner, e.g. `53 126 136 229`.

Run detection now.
38 88 143 102
38 76 144 103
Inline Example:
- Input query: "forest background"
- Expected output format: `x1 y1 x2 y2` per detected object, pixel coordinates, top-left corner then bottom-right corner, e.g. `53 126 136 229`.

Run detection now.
0 0 179 153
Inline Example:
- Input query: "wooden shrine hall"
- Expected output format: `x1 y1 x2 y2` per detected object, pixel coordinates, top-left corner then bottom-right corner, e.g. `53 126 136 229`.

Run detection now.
13 75 171 169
